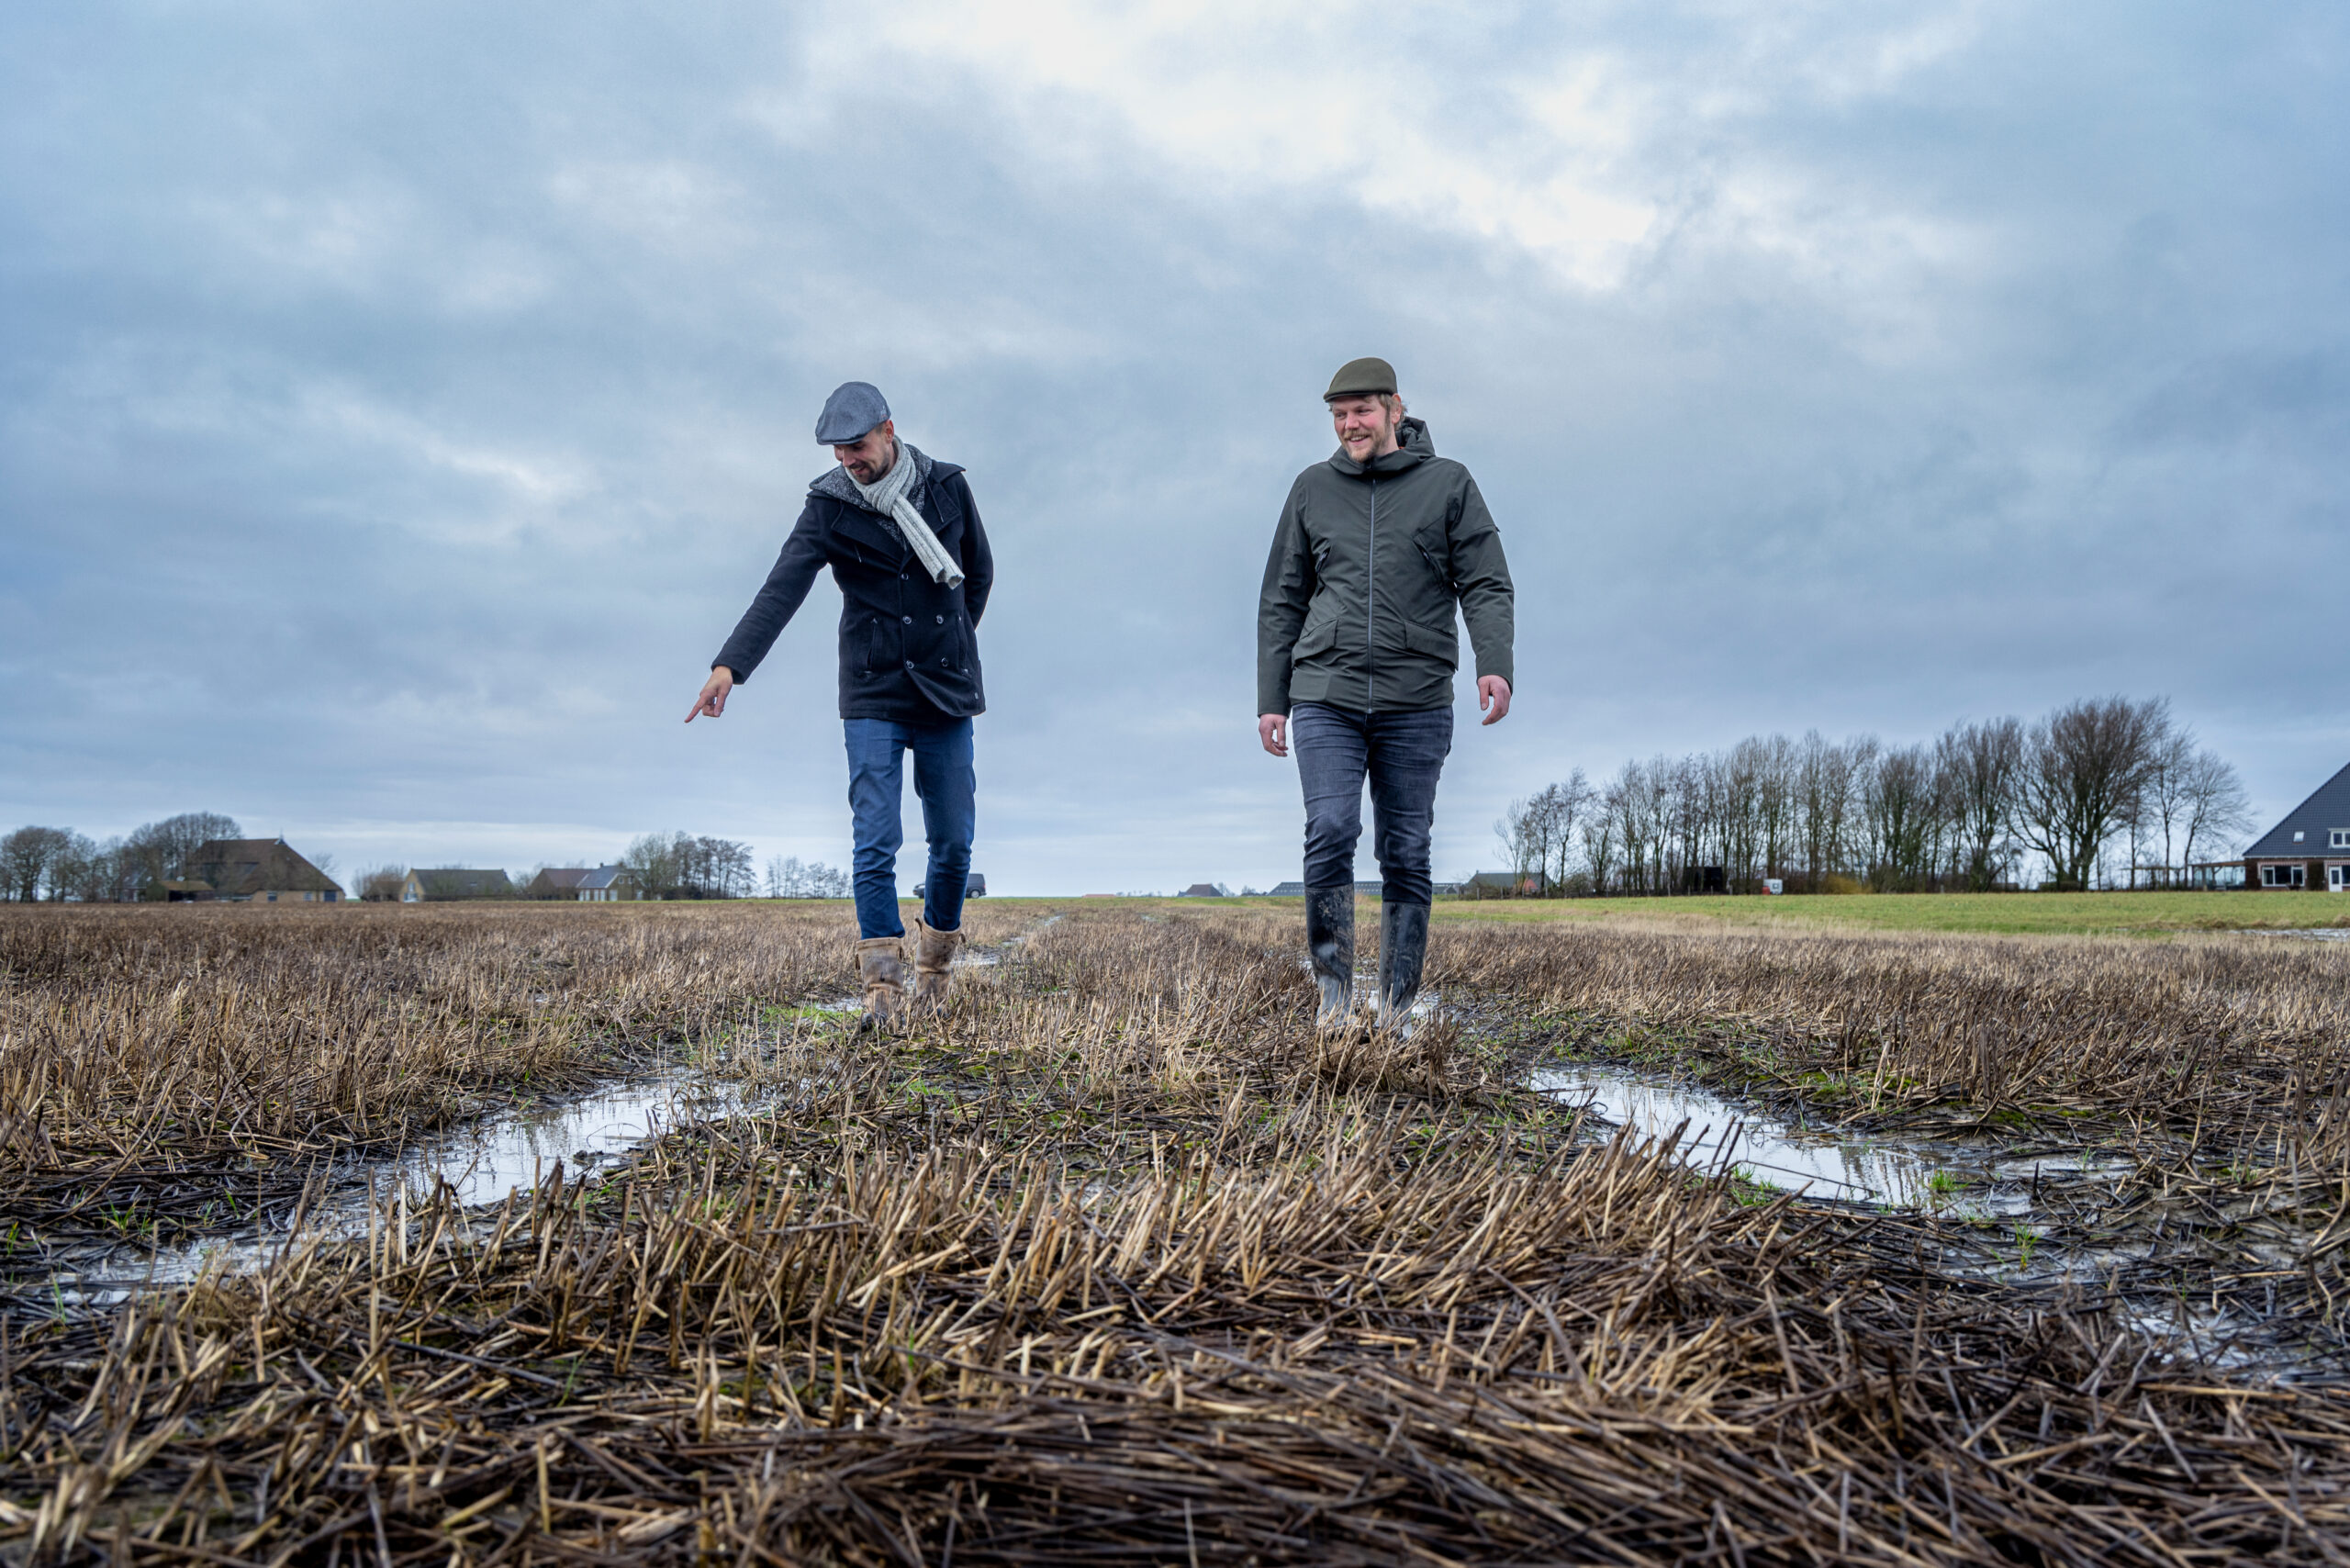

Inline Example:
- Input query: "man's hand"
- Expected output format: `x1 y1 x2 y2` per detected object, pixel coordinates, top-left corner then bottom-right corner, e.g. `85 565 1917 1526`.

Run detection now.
1259 713 1289 757
1478 676 1512 726
687 667 735 722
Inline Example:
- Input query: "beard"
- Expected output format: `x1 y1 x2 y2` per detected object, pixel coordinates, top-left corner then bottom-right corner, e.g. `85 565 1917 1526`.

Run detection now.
843 439 896 483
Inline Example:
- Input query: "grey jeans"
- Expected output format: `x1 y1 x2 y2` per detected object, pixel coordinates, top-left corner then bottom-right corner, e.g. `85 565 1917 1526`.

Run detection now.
1292 701 1453 905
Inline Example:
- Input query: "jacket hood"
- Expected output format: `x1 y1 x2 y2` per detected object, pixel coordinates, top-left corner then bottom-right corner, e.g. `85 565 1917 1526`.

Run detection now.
1327 416 1435 477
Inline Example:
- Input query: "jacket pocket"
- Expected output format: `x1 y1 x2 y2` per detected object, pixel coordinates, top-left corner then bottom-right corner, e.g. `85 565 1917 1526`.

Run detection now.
1403 616 1459 669
860 613 896 675
1293 608 1339 659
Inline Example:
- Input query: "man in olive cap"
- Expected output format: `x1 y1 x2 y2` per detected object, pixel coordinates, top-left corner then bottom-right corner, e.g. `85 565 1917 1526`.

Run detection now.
689 382 993 1025
1257 357 1515 1029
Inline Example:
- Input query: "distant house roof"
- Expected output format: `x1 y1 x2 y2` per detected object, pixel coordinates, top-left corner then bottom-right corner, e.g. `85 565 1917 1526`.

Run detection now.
183 839 341 898
2245 761 2350 858
576 865 635 891
532 868 596 893
408 868 514 899
1179 883 1225 898
1464 870 1547 893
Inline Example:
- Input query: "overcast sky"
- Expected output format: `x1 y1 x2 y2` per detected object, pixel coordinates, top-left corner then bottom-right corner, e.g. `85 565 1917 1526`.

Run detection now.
3 2 2344 893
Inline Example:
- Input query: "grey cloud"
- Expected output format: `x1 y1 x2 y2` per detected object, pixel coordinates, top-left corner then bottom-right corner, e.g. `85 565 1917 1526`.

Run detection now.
3 2 2345 892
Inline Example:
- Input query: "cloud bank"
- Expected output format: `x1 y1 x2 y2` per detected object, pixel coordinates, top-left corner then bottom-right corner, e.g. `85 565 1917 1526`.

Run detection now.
2 1 2344 890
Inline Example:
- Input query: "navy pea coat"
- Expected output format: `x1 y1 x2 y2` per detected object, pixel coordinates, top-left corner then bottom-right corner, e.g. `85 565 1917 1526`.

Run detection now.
713 449 993 723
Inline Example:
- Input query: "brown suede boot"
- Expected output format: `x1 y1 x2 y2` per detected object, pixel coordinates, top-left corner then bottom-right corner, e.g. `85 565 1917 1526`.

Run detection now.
856 936 908 1026
911 918 964 1013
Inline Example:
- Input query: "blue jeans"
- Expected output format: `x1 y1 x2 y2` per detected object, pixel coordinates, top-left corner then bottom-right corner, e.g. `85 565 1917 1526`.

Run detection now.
1292 702 1452 905
844 717 975 939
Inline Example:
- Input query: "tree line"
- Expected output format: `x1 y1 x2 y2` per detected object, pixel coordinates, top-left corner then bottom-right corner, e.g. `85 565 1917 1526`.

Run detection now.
0 814 851 903
0 812 263 902
1494 696 2255 897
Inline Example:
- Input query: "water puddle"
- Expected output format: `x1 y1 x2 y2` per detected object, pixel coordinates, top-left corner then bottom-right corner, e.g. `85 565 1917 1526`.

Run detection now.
20 1069 750 1305
2252 927 2350 942
401 1070 747 1204
1530 1065 2031 1217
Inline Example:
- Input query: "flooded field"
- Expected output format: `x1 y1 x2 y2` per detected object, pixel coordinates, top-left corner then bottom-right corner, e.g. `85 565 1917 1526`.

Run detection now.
6 901 2350 1562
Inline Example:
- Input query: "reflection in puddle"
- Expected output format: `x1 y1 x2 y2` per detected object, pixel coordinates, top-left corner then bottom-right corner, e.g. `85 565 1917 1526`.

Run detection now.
1530 1066 2029 1216
33 1070 748 1303
404 1071 745 1207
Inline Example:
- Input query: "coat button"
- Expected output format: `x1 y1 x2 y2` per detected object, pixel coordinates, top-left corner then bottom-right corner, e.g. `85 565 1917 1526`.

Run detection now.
934 614 944 623
903 659 913 668
901 615 912 624
901 572 909 579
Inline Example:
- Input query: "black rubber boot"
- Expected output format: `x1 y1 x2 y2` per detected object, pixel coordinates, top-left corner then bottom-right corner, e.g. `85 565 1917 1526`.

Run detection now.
1304 885 1356 1027
1378 901 1431 1026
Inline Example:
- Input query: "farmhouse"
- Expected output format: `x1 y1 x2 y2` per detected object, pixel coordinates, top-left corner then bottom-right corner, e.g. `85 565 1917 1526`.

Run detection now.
2242 760 2350 891
1461 870 1547 897
575 866 643 902
178 838 342 903
401 868 514 902
1178 882 1229 898
524 868 595 899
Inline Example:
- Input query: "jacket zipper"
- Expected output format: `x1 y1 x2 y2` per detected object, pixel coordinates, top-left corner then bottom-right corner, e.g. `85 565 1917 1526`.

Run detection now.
1366 478 1377 712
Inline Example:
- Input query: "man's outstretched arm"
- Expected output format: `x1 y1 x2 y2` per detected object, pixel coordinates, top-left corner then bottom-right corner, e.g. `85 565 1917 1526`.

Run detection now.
688 503 827 722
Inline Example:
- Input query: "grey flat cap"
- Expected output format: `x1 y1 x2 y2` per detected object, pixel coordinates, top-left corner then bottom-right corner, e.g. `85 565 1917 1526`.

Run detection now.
1324 356 1397 399
815 381 890 444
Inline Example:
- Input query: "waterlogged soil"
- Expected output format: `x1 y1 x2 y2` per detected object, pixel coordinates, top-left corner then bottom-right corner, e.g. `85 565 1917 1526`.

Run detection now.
14 937 2346 1381
10 1067 761 1306
1512 1008 2350 1376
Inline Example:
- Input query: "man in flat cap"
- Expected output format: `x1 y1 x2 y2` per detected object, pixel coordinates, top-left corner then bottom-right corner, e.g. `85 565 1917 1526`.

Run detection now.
1257 357 1515 1029
690 382 993 1025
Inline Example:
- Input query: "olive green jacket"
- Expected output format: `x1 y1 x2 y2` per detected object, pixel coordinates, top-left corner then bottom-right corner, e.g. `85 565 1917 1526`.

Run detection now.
1257 418 1515 715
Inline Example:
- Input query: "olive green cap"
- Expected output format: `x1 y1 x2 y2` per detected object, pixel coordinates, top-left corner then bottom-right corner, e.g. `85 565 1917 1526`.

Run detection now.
1324 356 1397 400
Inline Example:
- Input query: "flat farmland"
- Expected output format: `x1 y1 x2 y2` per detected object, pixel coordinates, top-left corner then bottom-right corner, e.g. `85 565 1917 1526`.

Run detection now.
5 900 2350 1563
1416 888 2350 936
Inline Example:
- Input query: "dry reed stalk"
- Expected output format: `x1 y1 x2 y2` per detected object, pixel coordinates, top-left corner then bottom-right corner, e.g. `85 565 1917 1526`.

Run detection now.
1433 921 2350 1141
0 902 1024 1243
6 904 2350 1562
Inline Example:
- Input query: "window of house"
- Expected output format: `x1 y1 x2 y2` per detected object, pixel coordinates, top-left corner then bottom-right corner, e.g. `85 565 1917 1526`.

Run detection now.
2294 831 2306 842
2333 829 2349 848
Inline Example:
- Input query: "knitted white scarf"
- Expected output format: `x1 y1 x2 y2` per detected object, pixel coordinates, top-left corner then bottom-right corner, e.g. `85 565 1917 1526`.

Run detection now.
849 442 964 588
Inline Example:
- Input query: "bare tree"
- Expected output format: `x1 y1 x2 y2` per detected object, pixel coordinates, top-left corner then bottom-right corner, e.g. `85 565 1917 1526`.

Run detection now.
1740 735 1797 889
356 865 408 902
120 812 242 898
1494 797 1544 889
764 855 852 899
2177 748 2255 875
1581 793 1619 895
1606 759 1672 895
1935 718 2021 890
626 833 755 899
1494 773 1596 895
46 834 122 902
2137 732 2254 885
1 826 73 902
1541 770 1595 893
1862 745 1938 890
2010 697 2169 890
